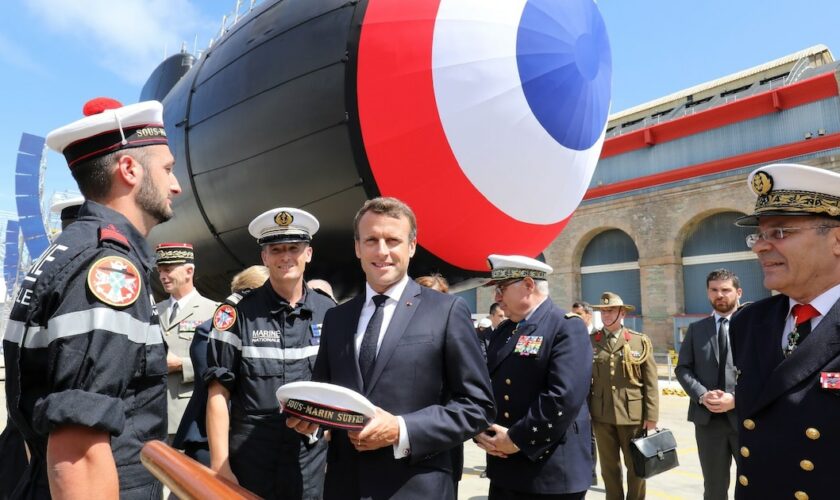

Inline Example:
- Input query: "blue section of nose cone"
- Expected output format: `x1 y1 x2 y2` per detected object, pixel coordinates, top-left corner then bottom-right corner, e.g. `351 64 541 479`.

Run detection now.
516 0 612 151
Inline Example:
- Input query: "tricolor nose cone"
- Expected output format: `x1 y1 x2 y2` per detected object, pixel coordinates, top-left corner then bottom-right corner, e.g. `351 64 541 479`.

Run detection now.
357 0 611 270
517 0 612 151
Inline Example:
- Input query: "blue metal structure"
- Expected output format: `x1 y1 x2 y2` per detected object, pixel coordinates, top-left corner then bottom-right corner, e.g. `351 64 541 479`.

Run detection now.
592 98 840 188
4 220 21 299
15 133 49 258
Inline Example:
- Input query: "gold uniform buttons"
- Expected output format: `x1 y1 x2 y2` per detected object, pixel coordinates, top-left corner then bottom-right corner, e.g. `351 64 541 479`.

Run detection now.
799 459 814 472
805 428 820 440
611 385 616 391
504 412 510 419
505 379 512 385
794 491 809 500
743 419 755 430
740 447 749 458
738 475 748 486
504 395 510 401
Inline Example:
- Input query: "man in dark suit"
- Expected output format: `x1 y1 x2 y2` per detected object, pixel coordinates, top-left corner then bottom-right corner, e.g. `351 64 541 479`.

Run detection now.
676 268 741 500
476 254 593 499
730 163 840 500
288 197 495 499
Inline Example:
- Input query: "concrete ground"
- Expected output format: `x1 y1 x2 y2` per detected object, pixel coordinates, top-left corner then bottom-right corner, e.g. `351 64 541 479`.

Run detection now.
1 379 734 499
458 380 734 500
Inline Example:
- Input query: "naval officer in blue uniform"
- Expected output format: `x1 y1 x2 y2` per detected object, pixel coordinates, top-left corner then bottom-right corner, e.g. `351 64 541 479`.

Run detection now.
476 255 593 499
3 97 180 499
205 207 335 499
731 163 840 500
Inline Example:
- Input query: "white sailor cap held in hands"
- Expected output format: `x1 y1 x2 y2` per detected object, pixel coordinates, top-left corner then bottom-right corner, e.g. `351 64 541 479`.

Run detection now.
249 207 320 245
485 254 553 284
736 163 840 227
276 381 376 431
46 97 168 169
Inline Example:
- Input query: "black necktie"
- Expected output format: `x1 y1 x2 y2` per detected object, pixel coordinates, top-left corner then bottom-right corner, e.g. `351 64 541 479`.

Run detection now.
169 301 179 325
717 317 729 390
359 294 388 388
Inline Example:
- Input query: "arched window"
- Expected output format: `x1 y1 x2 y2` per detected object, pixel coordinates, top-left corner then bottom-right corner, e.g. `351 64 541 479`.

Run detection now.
581 229 642 329
682 211 769 313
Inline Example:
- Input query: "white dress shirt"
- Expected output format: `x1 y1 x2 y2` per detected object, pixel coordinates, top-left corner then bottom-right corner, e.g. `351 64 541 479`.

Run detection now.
354 273 412 459
782 282 840 349
167 288 198 319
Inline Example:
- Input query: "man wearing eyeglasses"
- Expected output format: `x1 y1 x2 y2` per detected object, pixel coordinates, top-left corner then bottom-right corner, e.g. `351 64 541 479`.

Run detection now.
730 162 840 500
477 255 593 499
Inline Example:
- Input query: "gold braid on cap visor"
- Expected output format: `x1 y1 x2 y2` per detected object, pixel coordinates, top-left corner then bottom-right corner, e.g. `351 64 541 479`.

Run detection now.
491 268 547 280
755 190 840 217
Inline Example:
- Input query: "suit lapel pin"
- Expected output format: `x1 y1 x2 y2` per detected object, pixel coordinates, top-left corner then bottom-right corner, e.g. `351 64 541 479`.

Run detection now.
406 301 412 307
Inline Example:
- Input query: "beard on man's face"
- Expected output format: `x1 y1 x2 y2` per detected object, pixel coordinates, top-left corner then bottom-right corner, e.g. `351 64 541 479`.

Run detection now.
711 296 737 314
136 165 173 224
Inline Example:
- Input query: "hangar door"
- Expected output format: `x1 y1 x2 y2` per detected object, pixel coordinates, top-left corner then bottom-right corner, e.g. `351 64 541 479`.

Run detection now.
682 212 770 314
581 229 642 330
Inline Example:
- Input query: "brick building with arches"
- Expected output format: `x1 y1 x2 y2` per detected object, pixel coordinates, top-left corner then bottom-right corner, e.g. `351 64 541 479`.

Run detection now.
477 45 840 351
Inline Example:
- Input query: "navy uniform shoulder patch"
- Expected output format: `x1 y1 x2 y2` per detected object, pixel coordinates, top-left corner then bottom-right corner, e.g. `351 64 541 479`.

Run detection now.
86 255 142 307
565 312 582 320
98 224 130 249
213 304 237 331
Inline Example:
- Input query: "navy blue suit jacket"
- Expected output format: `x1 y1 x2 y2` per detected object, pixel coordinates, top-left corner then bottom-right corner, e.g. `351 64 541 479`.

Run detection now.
731 293 840 500
172 319 211 450
312 280 495 500
485 299 593 494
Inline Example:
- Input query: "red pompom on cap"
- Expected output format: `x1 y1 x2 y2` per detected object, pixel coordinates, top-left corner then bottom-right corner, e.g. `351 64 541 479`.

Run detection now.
82 97 123 116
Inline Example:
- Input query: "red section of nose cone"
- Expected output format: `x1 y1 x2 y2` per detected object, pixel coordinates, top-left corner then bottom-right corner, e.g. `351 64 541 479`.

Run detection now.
83 97 123 116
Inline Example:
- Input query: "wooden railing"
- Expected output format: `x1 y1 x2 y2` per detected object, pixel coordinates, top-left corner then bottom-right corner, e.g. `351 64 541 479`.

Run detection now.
140 440 261 499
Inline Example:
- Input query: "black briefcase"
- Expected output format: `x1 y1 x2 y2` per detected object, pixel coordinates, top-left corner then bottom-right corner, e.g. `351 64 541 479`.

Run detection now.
630 428 679 479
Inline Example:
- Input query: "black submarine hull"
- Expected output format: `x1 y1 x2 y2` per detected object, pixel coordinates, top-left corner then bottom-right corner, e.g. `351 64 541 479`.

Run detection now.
147 0 612 300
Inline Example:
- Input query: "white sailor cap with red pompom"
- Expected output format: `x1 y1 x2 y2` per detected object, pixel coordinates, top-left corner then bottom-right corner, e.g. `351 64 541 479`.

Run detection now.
45 97 168 169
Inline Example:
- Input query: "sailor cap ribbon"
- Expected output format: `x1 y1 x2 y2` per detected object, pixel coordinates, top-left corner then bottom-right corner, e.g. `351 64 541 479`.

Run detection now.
276 381 376 431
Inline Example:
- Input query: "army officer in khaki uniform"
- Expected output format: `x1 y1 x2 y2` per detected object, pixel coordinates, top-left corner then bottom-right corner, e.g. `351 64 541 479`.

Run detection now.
589 292 658 500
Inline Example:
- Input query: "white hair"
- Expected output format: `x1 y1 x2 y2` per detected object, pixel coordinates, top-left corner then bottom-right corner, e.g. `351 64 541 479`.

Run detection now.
536 280 549 295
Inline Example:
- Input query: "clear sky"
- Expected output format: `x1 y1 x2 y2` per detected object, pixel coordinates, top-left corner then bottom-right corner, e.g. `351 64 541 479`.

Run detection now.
3 0 840 221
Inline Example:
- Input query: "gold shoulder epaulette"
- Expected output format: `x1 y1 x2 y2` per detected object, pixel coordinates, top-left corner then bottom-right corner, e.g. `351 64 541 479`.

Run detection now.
565 312 581 319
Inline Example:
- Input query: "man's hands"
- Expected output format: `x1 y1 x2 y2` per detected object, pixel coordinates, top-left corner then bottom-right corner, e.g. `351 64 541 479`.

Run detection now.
702 390 735 413
286 416 320 435
348 407 400 452
166 351 183 373
287 407 400 452
474 424 520 458
642 420 657 430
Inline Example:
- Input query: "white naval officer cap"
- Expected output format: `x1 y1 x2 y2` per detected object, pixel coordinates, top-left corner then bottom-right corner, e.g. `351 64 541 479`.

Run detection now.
46 97 168 169
276 381 376 431
50 195 85 218
736 163 840 227
248 207 320 245
485 254 553 284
